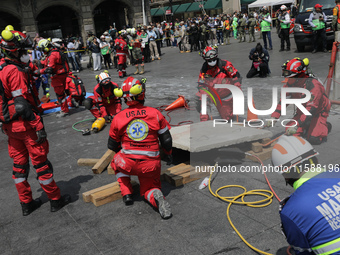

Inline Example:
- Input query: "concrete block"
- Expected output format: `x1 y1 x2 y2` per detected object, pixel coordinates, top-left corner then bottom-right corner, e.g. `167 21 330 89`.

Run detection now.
252 142 263 153
170 121 272 152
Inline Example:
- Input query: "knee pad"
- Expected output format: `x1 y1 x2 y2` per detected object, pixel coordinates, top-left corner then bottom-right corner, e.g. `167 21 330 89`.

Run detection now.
83 98 93 110
13 163 30 179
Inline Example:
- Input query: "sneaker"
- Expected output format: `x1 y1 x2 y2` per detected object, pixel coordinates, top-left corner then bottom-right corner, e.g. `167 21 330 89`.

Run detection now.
123 194 133 206
76 70 80 73
279 49 284 52
157 57 161 60
312 49 317 54
153 189 171 219
56 111 69 118
323 49 328 53
286 48 290 51
21 198 42 216
50 194 71 212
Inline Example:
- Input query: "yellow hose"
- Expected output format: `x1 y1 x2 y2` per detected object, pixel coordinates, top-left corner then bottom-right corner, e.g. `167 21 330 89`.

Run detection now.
208 165 274 255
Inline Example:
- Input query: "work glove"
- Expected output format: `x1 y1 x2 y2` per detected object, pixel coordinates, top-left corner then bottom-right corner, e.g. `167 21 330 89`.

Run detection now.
166 154 173 165
104 115 113 123
35 129 47 144
265 117 277 128
286 126 298 136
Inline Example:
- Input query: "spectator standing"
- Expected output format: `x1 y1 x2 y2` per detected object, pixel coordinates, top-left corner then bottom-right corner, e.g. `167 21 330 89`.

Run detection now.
238 14 247 43
223 16 231 45
100 35 111 69
147 26 160 61
248 13 256 43
309 4 328 53
278 5 291 51
260 7 273 50
67 38 80 72
208 18 216 46
140 29 150 62
89 37 101 71
215 16 223 45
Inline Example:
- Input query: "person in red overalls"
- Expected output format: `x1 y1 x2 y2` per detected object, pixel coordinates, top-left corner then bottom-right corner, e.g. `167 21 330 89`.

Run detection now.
34 39 70 118
266 58 332 145
108 77 173 219
65 72 86 108
0 28 70 216
114 30 129 78
83 72 121 122
197 46 242 121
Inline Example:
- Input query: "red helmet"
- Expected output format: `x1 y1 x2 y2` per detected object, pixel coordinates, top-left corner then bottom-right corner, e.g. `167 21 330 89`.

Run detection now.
0 29 32 54
201 46 218 61
114 76 145 106
282 58 307 77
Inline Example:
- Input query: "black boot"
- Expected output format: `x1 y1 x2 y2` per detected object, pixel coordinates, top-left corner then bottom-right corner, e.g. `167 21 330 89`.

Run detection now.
327 122 332 134
123 194 133 206
21 198 42 216
50 194 71 212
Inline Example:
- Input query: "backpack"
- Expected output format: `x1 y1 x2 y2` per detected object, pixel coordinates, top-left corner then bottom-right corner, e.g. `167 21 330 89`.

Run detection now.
68 75 86 97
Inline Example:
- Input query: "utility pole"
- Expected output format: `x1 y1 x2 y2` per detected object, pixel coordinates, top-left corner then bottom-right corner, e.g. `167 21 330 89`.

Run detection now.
169 0 174 25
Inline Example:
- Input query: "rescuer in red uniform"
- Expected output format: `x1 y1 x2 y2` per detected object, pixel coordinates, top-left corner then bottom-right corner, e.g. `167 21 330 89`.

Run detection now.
65 72 86 108
108 77 173 219
267 58 332 145
0 28 70 216
197 46 242 121
35 39 70 118
114 30 129 78
83 72 122 122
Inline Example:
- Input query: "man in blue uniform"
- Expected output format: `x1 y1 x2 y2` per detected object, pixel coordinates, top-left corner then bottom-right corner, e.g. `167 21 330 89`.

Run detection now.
272 135 340 254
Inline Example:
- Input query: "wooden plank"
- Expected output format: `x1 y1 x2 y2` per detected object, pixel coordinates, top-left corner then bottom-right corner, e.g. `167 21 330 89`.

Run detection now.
77 158 99 167
107 164 115 175
91 181 138 207
251 142 263 153
164 164 209 187
82 182 119 203
92 149 115 174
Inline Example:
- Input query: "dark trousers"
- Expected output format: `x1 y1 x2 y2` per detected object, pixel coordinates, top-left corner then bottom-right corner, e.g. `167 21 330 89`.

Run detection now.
280 28 290 50
312 28 327 50
246 62 269 78
142 46 150 63
156 40 162 56
262 31 273 50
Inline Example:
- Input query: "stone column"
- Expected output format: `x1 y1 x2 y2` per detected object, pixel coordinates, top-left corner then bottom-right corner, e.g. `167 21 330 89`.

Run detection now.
80 3 95 40
19 0 38 38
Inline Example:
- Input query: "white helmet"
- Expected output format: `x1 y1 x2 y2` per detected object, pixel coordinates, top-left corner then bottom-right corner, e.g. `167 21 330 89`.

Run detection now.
52 38 63 48
272 135 319 174
98 72 111 85
280 5 287 10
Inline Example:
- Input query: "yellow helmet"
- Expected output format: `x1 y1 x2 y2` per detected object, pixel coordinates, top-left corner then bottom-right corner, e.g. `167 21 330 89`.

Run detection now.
5 25 14 31
38 39 51 53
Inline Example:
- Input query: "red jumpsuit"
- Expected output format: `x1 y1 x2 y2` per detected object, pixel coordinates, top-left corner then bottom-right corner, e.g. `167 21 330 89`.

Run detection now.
198 59 241 121
40 49 70 113
109 104 171 208
0 59 61 203
114 36 128 77
272 75 331 144
88 82 122 119
65 74 85 107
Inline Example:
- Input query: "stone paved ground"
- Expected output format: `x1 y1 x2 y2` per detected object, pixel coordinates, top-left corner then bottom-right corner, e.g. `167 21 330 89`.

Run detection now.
0 33 339 255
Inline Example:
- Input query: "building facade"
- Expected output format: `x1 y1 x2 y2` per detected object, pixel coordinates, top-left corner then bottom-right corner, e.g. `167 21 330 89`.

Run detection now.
0 0 152 40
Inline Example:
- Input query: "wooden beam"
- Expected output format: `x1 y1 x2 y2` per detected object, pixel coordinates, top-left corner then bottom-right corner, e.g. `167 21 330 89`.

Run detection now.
91 181 138 207
82 182 119 203
77 158 99 167
107 164 115 175
92 149 115 174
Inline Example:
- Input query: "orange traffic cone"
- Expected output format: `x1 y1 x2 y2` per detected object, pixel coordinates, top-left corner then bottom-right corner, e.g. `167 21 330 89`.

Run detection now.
247 97 258 121
165 95 188 111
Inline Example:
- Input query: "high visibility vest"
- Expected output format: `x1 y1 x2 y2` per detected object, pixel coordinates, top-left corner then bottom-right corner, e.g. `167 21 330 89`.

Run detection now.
261 15 271 32
224 20 230 30
280 12 290 29
312 13 326 30
334 5 340 23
